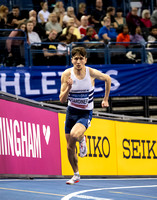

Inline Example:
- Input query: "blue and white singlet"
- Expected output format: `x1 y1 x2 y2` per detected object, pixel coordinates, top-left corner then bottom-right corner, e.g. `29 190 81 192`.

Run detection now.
68 66 94 110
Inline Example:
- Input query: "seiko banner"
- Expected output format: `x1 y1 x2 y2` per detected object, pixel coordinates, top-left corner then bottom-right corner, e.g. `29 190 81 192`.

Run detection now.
0 64 157 101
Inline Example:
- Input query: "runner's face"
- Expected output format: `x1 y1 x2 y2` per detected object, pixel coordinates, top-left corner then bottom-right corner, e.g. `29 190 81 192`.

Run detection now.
71 54 87 70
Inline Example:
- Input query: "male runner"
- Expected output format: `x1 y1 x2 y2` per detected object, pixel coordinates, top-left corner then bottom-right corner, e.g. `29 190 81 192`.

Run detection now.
59 47 111 185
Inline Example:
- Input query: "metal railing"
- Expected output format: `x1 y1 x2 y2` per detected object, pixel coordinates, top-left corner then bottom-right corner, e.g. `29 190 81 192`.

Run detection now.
0 29 29 67
1 29 157 67
107 42 146 64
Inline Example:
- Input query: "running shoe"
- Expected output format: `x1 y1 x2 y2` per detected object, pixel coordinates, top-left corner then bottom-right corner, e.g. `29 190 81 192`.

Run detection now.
66 174 80 185
79 136 87 157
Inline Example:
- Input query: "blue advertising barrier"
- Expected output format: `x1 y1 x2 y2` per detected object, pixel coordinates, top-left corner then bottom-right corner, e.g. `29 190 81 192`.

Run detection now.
0 64 157 101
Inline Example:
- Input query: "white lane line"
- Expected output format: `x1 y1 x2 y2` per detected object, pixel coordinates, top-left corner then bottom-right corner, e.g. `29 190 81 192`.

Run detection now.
76 195 112 200
110 191 157 199
0 187 65 197
61 185 157 200
75 195 112 200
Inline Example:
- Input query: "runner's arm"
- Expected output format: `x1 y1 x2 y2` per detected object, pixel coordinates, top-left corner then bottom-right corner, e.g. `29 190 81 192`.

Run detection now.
59 71 73 103
90 68 111 107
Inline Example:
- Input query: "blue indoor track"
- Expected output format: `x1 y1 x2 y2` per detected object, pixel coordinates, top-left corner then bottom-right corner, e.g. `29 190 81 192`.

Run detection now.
0 178 157 200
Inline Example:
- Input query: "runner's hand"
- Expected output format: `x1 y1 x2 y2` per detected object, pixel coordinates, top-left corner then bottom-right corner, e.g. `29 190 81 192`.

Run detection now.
67 77 73 89
101 100 109 108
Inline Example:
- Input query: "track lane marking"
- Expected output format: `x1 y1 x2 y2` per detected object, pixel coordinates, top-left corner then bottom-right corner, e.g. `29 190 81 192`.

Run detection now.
110 191 157 199
62 185 157 200
0 187 65 197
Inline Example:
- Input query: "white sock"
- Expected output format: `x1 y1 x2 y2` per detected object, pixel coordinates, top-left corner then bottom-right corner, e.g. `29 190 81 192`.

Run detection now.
74 171 79 176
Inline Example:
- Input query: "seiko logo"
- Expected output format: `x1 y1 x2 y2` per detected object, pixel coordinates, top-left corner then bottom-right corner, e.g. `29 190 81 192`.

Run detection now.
123 139 157 159
77 135 110 158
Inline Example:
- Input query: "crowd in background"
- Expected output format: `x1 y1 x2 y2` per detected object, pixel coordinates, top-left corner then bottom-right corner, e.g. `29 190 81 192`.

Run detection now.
0 0 157 66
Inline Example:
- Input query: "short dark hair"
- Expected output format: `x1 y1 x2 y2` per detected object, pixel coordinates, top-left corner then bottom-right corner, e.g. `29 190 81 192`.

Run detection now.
12 5 20 10
71 47 87 57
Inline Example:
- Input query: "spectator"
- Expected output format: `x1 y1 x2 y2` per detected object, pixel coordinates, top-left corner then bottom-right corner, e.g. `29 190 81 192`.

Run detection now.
130 26 146 45
0 6 6 29
147 25 157 42
78 15 98 39
27 20 41 45
0 5 9 27
62 25 78 44
57 34 69 65
57 34 68 55
62 17 81 39
106 6 117 28
98 16 117 42
114 8 126 33
77 2 90 21
37 2 50 24
29 16 48 40
7 5 27 28
53 1 65 19
126 7 144 34
29 10 37 19
90 0 106 30
42 29 59 65
45 12 62 34
80 27 99 42
116 25 130 47
141 9 152 28
6 22 27 66
150 10 157 26
63 6 80 28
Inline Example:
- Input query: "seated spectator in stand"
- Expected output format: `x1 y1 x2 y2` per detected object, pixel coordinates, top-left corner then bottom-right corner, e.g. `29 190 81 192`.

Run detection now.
6 22 27 66
126 7 144 33
29 10 37 19
90 0 106 30
150 10 157 26
130 26 146 45
7 5 27 28
98 16 117 42
37 2 50 24
106 7 117 28
63 6 80 28
77 2 91 21
141 9 152 28
62 17 81 39
27 20 41 45
45 12 62 34
62 25 78 44
0 5 9 28
53 1 65 20
80 27 99 42
56 34 69 65
116 25 130 47
114 8 126 33
0 7 6 29
147 25 157 42
57 34 68 55
78 15 98 39
42 29 59 65
29 16 48 40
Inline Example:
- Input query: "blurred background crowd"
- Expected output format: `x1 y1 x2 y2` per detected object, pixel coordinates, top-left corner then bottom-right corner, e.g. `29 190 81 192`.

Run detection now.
0 0 157 66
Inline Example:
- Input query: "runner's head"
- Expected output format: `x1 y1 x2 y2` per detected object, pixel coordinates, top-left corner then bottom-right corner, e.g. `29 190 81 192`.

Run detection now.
71 47 87 70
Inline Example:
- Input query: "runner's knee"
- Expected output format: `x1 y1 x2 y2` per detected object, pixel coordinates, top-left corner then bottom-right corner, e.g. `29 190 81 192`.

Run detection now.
70 130 83 141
